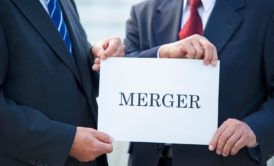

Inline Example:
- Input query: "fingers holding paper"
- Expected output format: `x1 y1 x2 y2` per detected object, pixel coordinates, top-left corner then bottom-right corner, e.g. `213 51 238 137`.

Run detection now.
69 127 113 162
159 34 218 66
92 36 125 71
209 119 257 157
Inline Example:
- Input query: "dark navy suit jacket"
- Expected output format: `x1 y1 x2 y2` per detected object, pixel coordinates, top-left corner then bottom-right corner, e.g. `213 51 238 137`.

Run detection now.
0 0 106 165
125 0 274 165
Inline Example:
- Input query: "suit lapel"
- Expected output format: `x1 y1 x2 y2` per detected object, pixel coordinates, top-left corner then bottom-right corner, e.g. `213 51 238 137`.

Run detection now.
11 0 81 83
203 0 245 54
60 0 98 123
153 0 184 45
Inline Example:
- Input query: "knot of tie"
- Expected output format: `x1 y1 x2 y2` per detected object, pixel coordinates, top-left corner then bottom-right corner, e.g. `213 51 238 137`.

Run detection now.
190 0 202 8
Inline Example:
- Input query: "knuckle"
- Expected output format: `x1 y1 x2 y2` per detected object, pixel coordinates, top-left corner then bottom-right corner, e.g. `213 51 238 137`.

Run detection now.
209 42 214 48
189 49 196 55
245 133 252 140
88 128 95 132
93 47 99 53
234 122 241 128
204 54 210 60
90 146 100 155
220 133 228 142
114 42 119 47
235 119 241 124
226 139 234 147
187 35 193 40
232 146 241 154
113 37 119 41
112 36 120 40
200 36 207 40
215 130 222 136
204 43 211 49
226 118 234 123
83 134 91 142
241 129 247 135
197 49 203 55
219 135 227 142
193 34 200 38
109 46 115 51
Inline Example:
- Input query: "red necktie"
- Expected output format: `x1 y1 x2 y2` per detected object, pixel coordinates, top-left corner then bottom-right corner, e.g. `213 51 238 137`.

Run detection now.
178 0 203 40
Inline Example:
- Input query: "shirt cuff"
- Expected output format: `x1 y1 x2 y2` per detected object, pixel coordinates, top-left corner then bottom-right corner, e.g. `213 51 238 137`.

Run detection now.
157 48 161 58
248 144 261 163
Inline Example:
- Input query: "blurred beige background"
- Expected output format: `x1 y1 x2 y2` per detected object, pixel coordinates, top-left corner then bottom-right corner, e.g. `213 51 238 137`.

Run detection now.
75 0 274 166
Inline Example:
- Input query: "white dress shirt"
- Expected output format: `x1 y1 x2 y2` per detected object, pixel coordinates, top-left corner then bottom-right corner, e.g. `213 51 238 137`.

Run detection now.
39 0 49 14
181 0 216 29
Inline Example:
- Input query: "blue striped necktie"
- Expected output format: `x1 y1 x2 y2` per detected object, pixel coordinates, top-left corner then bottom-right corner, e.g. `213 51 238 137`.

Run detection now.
47 0 74 59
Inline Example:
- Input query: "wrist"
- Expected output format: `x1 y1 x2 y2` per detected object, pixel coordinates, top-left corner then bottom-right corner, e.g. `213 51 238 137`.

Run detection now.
69 127 80 158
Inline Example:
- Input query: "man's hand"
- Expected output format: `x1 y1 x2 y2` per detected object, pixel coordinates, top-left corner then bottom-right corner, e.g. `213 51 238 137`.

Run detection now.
69 127 113 162
92 36 125 71
209 119 257 157
159 34 218 66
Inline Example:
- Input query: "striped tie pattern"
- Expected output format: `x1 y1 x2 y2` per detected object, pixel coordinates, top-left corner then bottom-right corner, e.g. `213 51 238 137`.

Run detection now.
47 0 74 58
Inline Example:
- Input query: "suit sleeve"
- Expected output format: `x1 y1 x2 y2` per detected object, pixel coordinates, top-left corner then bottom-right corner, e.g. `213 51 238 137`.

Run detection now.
124 5 160 58
90 49 100 97
0 24 76 166
243 14 274 164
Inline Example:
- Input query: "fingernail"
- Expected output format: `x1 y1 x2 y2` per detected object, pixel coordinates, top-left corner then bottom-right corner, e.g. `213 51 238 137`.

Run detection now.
204 60 209 65
209 145 214 151
223 153 228 157
213 60 217 66
216 150 221 155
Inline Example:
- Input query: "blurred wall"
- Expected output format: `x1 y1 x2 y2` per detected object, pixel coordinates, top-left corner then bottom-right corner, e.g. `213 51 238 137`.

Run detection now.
75 0 142 43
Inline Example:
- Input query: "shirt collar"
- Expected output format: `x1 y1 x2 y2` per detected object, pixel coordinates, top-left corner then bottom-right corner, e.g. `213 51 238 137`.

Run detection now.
39 0 48 6
183 0 216 12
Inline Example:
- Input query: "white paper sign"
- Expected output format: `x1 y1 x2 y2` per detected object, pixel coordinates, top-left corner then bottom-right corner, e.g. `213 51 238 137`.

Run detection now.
98 58 220 145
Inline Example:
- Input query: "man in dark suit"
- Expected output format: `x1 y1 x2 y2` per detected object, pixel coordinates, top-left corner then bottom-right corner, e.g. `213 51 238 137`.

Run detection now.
124 0 274 165
0 0 124 165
